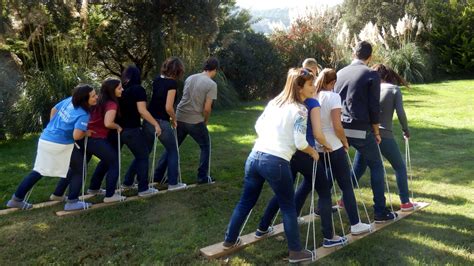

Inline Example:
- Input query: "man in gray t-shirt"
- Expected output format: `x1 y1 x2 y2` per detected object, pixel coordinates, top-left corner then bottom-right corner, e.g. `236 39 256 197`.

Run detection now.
175 57 218 184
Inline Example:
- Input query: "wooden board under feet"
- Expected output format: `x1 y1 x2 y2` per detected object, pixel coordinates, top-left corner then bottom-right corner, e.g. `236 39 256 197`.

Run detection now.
200 202 430 259
0 194 95 216
55 184 197 217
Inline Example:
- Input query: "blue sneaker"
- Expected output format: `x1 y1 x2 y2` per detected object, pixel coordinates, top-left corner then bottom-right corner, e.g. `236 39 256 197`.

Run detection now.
64 201 92 211
323 235 348 248
255 226 274 238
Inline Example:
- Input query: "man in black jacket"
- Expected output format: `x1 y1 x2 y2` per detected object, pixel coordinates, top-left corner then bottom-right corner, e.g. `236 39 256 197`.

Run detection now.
334 41 398 222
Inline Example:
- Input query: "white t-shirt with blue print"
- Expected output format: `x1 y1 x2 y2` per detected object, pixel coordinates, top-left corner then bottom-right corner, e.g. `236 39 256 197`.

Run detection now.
40 97 90 144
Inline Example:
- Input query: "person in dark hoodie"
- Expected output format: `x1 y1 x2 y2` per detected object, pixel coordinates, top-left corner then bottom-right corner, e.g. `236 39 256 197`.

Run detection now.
334 41 398 223
94 65 161 197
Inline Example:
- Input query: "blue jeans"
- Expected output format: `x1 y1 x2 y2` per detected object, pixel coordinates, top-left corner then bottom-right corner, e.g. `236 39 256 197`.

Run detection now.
87 138 120 197
142 120 180 185
52 140 87 201
319 148 360 225
175 121 210 182
347 132 386 215
225 151 302 251
257 150 334 239
352 137 410 203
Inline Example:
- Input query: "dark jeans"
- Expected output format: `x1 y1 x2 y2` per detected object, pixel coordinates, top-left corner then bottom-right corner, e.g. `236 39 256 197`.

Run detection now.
141 120 180 185
177 121 210 181
347 131 386 215
352 137 410 203
52 140 87 201
96 128 150 192
225 151 302 251
87 137 120 197
257 150 333 239
319 148 360 225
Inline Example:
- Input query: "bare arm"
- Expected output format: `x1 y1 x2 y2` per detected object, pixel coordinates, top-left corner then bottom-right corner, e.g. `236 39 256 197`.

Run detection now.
137 101 161 135
165 90 177 128
73 128 89 140
331 108 349 151
310 107 332 151
50 107 58 120
203 98 213 124
104 109 122 133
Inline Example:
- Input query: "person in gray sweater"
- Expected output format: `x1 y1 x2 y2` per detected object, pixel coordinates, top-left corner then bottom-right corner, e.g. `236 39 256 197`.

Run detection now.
351 63 416 211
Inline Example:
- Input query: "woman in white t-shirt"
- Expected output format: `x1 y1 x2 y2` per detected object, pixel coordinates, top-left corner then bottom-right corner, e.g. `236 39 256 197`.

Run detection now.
314 68 372 235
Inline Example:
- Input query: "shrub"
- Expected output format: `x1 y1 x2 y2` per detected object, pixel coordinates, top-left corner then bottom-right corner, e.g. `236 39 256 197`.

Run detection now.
383 43 430 83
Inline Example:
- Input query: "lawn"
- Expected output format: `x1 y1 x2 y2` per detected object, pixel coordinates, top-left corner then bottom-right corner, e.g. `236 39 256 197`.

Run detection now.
0 80 473 265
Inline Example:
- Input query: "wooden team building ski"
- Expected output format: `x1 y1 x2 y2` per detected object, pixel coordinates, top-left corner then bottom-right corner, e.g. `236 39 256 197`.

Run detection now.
200 202 430 259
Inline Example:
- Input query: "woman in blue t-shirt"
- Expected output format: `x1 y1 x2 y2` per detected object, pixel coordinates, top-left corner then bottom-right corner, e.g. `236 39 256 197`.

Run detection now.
6 85 97 210
145 57 187 191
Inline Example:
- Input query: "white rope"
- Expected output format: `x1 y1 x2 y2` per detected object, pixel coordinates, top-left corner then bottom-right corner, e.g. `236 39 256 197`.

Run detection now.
81 136 89 210
22 187 34 210
377 144 396 216
346 153 373 227
325 152 347 240
150 133 158 189
239 208 253 237
405 138 414 202
208 132 212 183
173 127 183 184
117 133 124 201
305 158 317 252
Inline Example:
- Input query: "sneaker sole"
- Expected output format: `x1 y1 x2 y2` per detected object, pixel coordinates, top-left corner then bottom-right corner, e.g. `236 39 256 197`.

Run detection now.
401 207 414 212
168 186 187 191
255 230 274 239
323 239 348 248
351 228 371 235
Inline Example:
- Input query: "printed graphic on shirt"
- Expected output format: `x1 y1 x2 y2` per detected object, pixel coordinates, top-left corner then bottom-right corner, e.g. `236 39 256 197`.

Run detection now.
294 110 307 135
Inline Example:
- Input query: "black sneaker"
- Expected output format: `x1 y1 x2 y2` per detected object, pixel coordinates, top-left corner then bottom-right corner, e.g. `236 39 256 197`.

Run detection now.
222 237 241 250
314 206 338 217
374 208 398 223
289 249 314 263
198 176 215 184
255 226 274 239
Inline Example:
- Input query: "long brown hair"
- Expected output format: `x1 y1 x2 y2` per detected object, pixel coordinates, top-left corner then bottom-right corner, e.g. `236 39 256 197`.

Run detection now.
161 57 185 80
372 63 409 88
315 68 337 93
274 68 315 107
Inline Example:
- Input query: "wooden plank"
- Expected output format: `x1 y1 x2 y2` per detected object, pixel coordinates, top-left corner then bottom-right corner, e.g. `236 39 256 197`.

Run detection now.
0 194 95 216
200 202 430 259
313 201 430 261
200 214 317 259
55 184 198 217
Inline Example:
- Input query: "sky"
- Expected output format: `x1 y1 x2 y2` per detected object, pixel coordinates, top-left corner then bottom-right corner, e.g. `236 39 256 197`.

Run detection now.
236 0 344 10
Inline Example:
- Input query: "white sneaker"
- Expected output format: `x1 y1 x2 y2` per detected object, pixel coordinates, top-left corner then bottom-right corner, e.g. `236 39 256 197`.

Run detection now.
351 222 372 235
168 183 187 191
297 217 306 225
49 194 67 202
138 187 159 197
103 193 126 203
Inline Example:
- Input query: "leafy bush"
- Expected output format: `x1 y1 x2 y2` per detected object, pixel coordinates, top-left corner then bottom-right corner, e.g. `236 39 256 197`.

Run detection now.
383 43 430 83
218 32 285 100
427 1 474 76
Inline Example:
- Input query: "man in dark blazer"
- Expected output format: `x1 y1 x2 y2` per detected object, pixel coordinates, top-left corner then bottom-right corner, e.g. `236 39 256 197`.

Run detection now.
334 41 398 223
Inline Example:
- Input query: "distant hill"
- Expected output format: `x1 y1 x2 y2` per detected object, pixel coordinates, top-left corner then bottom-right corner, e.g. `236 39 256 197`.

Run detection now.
249 8 290 34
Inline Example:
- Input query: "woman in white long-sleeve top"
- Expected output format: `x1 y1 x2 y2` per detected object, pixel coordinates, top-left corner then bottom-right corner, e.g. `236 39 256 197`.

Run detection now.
222 68 319 263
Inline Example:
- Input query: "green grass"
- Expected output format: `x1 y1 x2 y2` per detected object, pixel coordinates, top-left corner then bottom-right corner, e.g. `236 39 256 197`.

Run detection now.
0 80 473 265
